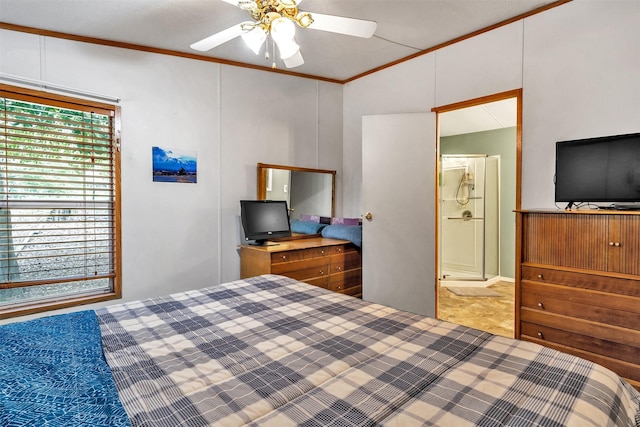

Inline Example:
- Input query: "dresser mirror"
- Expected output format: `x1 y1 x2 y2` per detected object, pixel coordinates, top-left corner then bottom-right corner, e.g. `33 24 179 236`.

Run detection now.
257 163 336 219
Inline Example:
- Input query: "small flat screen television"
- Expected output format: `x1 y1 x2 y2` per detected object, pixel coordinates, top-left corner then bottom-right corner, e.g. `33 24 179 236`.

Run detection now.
240 200 291 245
555 132 640 209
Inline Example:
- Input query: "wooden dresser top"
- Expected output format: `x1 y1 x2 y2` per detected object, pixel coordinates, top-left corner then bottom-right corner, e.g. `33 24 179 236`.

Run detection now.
240 237 352 253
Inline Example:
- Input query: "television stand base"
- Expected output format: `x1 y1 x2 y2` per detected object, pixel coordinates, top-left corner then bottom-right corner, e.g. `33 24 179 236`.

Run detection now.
597 204 640 211
247 241 280 246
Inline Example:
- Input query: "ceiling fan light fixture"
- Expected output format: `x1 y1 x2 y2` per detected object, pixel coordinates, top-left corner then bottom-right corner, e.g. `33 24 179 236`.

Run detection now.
270 17 296 44
241 27 267 54
191 0 377 68
271 17 299 60
295 12 313 28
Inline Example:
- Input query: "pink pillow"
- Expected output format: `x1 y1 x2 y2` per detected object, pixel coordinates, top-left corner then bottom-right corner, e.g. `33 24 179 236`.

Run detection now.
300 214 320 223
331 217 360 225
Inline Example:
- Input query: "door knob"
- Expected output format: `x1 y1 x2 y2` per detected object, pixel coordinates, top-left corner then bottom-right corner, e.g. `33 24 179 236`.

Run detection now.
364 212 373 221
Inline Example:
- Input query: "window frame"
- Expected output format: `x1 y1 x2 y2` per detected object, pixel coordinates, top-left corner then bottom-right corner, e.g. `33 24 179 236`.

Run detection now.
0 84 122 319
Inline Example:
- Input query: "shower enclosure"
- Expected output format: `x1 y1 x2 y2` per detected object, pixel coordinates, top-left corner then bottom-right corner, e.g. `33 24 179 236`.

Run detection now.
439 155 499 283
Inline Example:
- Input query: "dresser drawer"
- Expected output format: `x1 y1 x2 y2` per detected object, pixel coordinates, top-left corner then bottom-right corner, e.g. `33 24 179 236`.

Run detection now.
520 308 640 348
339 285 362 297
330 251 361 273
521 321 639 366
521 281 640 329
328 244 356 256
271 255 327 274
329 269 361 292
520 328 640 386
279 265 330 281
521 265 640 297
271 247 330 264
303 276 330 289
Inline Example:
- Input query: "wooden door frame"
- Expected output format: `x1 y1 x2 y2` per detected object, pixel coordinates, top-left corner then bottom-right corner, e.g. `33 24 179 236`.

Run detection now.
431 89 523 324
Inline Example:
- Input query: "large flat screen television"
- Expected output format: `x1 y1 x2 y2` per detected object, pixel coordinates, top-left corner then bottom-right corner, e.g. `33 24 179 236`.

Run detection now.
240 200 291 245
555 132 640 209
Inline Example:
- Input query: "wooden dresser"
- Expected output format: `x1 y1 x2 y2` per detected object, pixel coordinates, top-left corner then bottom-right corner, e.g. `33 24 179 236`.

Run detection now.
240 237 362 297
517 210 640 390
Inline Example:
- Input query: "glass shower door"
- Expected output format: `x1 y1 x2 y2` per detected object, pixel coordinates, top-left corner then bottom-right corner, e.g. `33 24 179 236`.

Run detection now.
440 155 487 281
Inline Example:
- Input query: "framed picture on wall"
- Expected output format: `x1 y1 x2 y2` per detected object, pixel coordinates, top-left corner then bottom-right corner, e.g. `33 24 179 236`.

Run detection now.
152 146 197 183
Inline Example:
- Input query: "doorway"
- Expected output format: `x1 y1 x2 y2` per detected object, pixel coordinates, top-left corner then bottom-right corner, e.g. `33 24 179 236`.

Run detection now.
434 90 522 337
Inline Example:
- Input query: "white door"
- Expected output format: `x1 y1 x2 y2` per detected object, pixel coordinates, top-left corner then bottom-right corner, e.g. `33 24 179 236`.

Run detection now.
362 113 437 316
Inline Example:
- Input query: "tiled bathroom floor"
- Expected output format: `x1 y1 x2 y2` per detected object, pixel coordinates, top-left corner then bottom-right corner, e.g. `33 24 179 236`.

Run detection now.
438 281 515 338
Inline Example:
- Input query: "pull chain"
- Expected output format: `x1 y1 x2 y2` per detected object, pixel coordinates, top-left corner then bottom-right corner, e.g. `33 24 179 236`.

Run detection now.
264 34 270 61
271 37 276 69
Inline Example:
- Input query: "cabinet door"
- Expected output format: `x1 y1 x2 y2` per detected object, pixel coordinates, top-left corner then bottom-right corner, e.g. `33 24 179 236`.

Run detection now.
523 213 608 271
608 215 640 275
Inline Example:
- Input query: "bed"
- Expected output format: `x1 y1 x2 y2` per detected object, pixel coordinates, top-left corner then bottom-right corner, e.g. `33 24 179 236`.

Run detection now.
2 274 639 426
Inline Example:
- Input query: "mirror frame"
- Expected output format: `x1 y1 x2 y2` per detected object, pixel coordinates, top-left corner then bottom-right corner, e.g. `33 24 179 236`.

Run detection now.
257 163 336 218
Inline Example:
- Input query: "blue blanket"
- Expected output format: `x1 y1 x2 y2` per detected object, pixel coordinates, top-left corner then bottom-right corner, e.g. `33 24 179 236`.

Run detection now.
290 218 327 234
321 224 362 247
0 310 130 426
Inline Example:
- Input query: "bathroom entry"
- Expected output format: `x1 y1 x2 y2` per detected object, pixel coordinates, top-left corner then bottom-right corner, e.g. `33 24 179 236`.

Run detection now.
440 155 499 282
434 92 520 337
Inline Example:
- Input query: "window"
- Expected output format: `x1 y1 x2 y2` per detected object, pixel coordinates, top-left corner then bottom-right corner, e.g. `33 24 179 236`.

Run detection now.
0 85 121 318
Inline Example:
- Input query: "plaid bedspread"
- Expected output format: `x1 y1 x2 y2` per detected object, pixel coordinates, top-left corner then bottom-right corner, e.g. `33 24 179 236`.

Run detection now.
97 274 640 427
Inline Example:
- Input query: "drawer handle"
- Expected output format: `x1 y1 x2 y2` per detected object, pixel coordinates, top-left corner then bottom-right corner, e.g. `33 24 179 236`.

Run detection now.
336 266 342 271
537 274 543 280
281 255 287 260
609 241 621 247
537 302 544 309
537 331 544 339
319 270 324 275
320 249 325 254
338 248 342 252
336 285 342 290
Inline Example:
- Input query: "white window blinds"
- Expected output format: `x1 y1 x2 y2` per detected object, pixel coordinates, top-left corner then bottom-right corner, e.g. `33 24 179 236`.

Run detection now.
0 86 121 316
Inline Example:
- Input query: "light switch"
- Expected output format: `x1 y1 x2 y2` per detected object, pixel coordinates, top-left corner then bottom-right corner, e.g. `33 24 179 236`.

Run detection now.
283 184 288 193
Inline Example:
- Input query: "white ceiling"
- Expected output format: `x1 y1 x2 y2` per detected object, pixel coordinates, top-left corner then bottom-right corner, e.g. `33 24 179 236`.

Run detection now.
0 0 565 82
440 98 517 137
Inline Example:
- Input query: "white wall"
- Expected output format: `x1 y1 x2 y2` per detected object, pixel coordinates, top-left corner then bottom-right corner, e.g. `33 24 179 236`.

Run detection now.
343 21 524 216
521 0 640 207
343 54 436 215
343 0 639 300
0 28 343 320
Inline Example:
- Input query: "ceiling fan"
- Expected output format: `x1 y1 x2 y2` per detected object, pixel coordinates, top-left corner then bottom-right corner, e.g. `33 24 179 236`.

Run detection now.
190 0 377 69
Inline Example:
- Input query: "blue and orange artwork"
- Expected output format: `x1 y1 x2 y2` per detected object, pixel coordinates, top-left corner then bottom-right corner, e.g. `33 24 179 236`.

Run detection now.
152 146 197 183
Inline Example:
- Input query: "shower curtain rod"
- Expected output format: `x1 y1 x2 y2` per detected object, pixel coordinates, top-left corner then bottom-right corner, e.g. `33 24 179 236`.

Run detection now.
0 73 121 104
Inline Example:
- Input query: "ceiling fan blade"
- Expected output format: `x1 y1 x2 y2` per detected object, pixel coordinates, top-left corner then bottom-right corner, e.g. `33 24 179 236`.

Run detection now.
190 24 245 51
283 50 304 68
307 12 377 38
